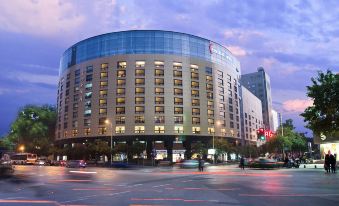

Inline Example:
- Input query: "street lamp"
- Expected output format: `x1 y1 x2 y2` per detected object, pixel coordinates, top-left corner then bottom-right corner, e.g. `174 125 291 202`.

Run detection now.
19 145 25 153
105 119 113 165
213 121 221 164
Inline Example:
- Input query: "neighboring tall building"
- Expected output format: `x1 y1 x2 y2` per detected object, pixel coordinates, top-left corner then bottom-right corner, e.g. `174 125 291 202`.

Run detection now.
271 109 279 132
240 86 263 145
241 67 274 130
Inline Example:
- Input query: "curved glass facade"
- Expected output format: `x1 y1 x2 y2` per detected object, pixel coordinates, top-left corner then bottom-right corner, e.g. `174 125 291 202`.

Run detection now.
59 30 240 75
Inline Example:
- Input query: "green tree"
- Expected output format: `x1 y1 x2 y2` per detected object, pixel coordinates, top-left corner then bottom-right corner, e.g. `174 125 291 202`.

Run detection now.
130 142 145 158
214 138 231 155
191 142 208 156
5 105 56 156
301 70 339 137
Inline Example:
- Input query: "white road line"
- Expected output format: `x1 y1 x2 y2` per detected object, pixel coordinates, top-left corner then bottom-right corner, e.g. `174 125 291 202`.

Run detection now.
60 191 131 204
152 184 171 188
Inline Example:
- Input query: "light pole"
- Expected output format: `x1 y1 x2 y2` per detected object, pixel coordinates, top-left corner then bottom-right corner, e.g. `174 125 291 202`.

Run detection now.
213 121 221 164
105 119 113 165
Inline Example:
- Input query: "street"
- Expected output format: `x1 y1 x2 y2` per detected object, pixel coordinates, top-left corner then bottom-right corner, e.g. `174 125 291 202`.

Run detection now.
0 165 338 206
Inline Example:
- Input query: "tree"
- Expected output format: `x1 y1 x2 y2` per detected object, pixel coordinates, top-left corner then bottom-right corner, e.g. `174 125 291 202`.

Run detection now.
191 142 208 156
301 70 339 137
5 105 56 155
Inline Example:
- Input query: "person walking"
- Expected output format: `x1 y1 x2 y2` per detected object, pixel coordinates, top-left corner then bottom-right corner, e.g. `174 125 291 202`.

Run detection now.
329 153 336 173
198 155 204 172
324 153 330 173
240 156 245 170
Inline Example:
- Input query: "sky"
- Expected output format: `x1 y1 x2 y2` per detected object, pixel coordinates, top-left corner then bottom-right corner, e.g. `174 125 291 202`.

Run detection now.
0 0 338 137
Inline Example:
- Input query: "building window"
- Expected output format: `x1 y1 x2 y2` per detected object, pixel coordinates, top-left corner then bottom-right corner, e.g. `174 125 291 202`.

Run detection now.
154 61 164 68
135 106 145 114
208 127 215 134
191 81 199 88
206 75 213 83
117 70 126 78
155 78 164 85
192 127 201 134
135 126 145 133
136 61 145 68
192 99 200 106
154 116 165 124
207 109 214 117
86 74 93 82
207 100 214 108
86 66 93 73
116 107 125 114
99 99 107 106
99 108 107 115
72 120 78 128
135 97 145 104
174 107 183 114
191 72 199 80
85 92 92 99
135 78 145 85
85 83 92 90
155 96 164 104
84 119 91 127
173 62 182 69
230 121 234 128
174 88 183 96
174 126 184 134
116 88 125 95
155 106 165 114
191 90 199 97
135 116 145 123
155 69 164 76
100 81 108 88
100 90 107 97
116 116 125 124
118 61 127 69
117 79 126 86
206 67 213 75
84 128 91 135
208 118 214 125
100 72 108 79
207 92 213 99
101 63 108 71
98 127 107 135
192 108 200 115
135 69 145 76
155 87 164 95
116 97 125 105
173 70 182 77
154 126 165 133
115 126 125 134
84 109 91 117
229 105 233 112
174 116 183 124
72 129 78 137
135 87 145 95
192 117 200 124
174 97 183 105
174 79 182 86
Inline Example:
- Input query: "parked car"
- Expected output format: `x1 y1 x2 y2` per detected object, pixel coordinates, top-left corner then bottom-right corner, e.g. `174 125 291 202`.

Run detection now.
248 158 284 169
58 160 67 167
66 160 86 168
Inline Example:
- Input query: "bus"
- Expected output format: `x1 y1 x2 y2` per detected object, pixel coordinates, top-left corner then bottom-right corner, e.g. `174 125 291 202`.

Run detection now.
11 153 37 165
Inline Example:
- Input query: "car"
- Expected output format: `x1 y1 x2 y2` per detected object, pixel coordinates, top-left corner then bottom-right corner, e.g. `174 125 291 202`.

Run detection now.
35 159 47 166
58 160 67 167
66 160 87 168
248 158 284 169
178 160 199 168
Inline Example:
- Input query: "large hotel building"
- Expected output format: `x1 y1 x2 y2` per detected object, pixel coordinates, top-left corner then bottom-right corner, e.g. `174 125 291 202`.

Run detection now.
56 30 263 161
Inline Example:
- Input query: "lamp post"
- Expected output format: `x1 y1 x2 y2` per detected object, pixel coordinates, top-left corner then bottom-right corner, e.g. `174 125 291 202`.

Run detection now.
213 121 221 164
105 119 113 165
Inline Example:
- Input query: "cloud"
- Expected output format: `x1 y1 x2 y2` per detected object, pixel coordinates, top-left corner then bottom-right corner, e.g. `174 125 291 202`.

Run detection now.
7 71 58 86
282 99 313 113
227 46 248 56
0 0 85 36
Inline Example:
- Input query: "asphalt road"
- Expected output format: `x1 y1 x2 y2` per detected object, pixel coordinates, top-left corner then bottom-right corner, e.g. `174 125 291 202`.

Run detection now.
0 165 338 206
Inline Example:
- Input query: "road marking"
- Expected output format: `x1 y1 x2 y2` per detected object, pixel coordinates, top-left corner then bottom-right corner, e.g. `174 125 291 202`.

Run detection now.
72 188 116 191
239 193 339 197
130 198 220 203
60 191 131 204
152 184 171 188
165 187 239 191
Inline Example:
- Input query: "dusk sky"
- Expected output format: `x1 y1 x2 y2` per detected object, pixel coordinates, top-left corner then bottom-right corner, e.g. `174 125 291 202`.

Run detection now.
0 0 338 136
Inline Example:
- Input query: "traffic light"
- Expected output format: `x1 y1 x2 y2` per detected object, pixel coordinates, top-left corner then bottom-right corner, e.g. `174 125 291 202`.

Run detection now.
257 128 266 141
259 135 266 141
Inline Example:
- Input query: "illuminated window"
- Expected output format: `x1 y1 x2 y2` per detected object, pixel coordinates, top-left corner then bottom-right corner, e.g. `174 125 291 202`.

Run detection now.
136 61 145 68
99 108 107 115
154 61 164 68
192 99 200 106
174 88 183 96
207 109 214 117
98 127 107 135
192 127 201 134
174 116 183 124
72 129 78 137
135 97 145 104
99 117 107 125
101 63 108 71
115 126 125 134
135 87 145 95
84 109 91 117
155 106 165 113
85 92 92 99
206 83 213 91
206 75 213 82
207 92 213 99
174 97 183 105
116 116 125 124
155 96 164 104
174 107 183 114
174 79 182 86
84 119 91 126
154 126 165 133
155 87 164 95
84 128 91 135
191 72 199 80
191 90 199 97
208 127 215 134
208 118 214 125
100 90 107 97
116 107 125 114
174 126 184 134
135 69 145 76
135 78 145 85
117 79 126 86
155 69 164 76
154 116 165 123
135 106 144 114
173 70 182 77
173 62 182 69
155 78 164 85
116 88 125 95
135 126 145 133
192 117 200 124
191 81 199 88
190 64 198 70
99 99 107 106
192 108 200 115
72 120 78 128
100 72 108 79
135 116 145 123
118 61 127 69
117 70 126 78
207 100 214 108
100 81 108 88
116 97 125 105
84 101 90 109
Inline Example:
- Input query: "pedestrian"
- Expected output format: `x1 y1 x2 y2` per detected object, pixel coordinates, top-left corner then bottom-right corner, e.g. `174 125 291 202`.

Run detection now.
198 155 204 172
329 153 336 173
240 156 245 170
324 153 330 173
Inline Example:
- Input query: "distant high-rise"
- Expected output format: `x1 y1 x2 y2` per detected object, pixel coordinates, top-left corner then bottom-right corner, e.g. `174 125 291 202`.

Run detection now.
241 67 274 130
271 109 279 132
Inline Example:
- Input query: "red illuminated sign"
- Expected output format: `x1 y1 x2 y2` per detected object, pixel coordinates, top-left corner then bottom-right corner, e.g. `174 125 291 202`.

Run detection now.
257 128 274 139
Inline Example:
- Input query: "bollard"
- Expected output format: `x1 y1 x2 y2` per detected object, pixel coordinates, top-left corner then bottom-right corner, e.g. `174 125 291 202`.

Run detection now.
315 165 317 169
304 165 306 168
